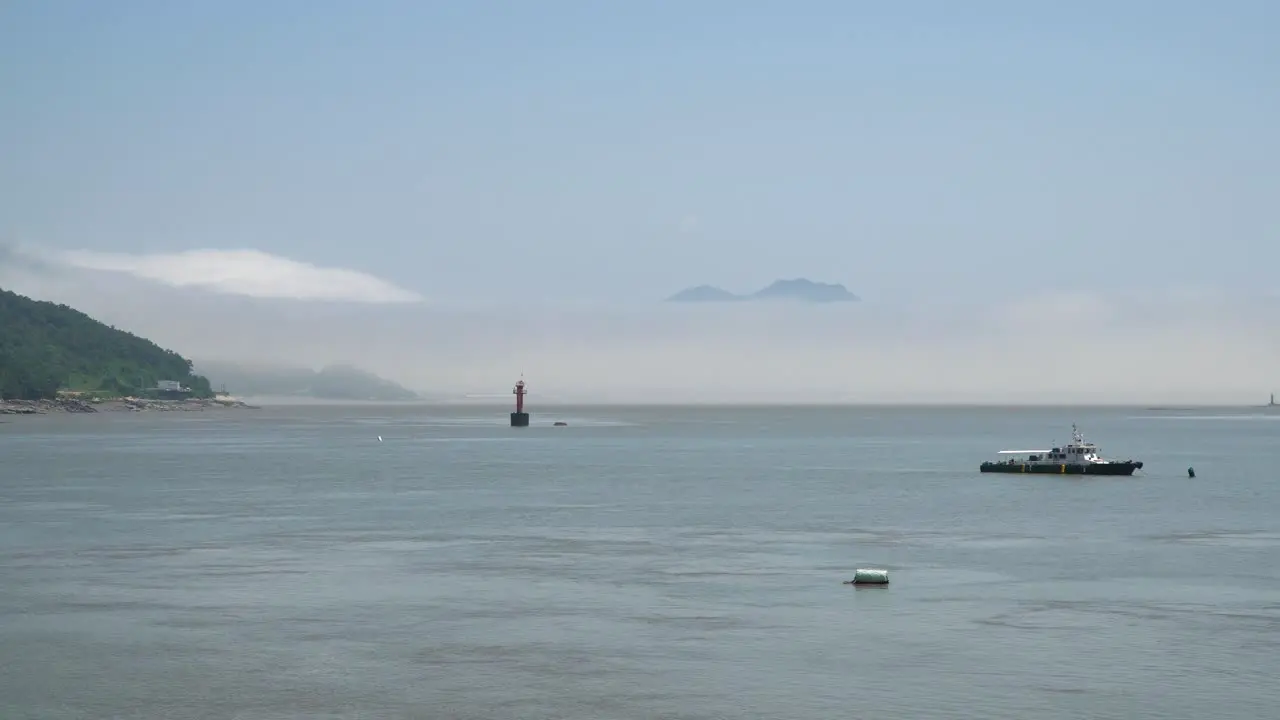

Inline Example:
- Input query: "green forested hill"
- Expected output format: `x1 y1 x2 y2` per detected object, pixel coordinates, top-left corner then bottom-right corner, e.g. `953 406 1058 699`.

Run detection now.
0 287 213 400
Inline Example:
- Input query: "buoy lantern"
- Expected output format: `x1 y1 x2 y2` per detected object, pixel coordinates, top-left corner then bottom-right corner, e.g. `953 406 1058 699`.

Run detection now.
510 378 530 427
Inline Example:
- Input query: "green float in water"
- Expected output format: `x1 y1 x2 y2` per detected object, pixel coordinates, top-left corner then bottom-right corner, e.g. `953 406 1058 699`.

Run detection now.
845 568 889 585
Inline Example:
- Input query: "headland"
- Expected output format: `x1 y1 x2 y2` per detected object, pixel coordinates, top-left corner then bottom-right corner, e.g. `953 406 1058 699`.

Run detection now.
2 286 260 417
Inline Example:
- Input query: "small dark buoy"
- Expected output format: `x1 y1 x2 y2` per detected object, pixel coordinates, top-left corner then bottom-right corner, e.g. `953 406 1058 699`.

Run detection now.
1187 466 1196 478
553 421 567 427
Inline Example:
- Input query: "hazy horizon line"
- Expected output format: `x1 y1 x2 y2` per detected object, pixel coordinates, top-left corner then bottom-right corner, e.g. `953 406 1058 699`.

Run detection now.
233 396 1278 410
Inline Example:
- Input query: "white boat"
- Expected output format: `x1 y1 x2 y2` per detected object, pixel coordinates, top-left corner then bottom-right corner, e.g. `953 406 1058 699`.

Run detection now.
979 424 1144 476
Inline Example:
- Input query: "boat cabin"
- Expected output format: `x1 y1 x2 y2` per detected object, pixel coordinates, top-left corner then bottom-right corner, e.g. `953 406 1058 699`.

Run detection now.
1045 442 1100 463
992 425 1108 465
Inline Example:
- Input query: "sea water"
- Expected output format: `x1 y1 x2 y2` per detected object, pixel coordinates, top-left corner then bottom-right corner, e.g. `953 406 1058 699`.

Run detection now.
2 404 1278 719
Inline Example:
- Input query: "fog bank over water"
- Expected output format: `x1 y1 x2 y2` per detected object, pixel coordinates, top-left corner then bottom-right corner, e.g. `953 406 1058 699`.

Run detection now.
2 254 1276 405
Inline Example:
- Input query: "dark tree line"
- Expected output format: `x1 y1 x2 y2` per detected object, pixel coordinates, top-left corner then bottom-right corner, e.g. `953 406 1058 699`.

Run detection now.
0 287 214 400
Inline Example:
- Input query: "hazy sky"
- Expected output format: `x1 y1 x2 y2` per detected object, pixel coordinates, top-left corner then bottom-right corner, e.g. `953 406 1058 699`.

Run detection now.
1 2 1277 402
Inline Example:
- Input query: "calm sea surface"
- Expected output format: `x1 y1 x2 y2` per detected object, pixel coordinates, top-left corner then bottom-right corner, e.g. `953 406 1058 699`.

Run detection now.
2 404 1278 719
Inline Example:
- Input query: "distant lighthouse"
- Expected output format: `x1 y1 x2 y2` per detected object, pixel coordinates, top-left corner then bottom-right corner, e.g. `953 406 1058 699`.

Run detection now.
510 378 530 427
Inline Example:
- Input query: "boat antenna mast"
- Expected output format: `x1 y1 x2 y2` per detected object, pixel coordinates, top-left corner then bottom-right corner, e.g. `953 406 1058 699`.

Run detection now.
1071 423 1083 444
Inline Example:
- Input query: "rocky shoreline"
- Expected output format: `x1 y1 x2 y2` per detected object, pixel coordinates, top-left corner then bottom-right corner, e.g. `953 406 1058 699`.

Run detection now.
0 397 261 416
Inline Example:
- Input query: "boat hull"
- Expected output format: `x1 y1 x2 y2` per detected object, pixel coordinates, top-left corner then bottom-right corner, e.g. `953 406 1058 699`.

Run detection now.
980 461 1143 476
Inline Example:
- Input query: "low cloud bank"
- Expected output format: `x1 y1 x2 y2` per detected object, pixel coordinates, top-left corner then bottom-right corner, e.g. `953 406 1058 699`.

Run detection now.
2 245 1275 404
47 247 422 303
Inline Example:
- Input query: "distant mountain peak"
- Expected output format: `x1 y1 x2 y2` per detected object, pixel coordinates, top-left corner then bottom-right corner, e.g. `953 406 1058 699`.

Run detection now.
665 285 742 303
665 278 859 304
751 278 858 302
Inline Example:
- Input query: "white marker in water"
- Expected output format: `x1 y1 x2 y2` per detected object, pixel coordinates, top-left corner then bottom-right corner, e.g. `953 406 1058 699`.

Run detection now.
378 435 383 442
